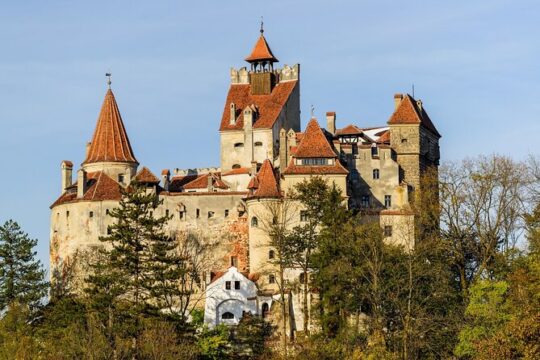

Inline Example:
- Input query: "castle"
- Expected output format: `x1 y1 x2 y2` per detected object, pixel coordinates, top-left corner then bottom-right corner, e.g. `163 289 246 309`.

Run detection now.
50 28 440 331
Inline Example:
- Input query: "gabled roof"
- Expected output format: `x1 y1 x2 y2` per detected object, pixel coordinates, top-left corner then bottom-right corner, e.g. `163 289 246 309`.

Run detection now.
83 89 138 165
388 94 441 137
51 171 122 208
247 160 281 198
336 124 363 136
294 118 337 158
376 130 390 144
134 167 160 184
245 34 278 63
219 81 298 131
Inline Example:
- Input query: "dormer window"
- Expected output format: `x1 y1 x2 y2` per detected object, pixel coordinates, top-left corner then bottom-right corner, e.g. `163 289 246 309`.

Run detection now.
118 174 125 183
300 158 329 166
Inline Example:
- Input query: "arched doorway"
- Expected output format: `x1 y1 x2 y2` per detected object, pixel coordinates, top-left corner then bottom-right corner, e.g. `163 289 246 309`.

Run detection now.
261 302 269 318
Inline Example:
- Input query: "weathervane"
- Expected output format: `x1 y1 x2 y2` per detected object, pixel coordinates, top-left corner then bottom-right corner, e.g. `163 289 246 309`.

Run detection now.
106 72 112 88
310 105 315 118
260 16 264 34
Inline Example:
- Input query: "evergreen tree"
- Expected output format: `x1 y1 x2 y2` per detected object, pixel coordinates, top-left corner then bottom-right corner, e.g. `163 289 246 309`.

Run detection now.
0 220 47 311
85 181 184 357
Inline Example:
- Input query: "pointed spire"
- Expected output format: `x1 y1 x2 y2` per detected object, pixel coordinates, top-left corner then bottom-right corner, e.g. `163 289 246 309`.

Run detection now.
294 118 337 158
248 160 281 198
245 27 278 63
83 89 138 165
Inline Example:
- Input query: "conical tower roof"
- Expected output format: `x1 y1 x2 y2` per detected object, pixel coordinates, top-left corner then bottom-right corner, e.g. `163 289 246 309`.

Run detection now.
83 89 138 165
245 34 278 63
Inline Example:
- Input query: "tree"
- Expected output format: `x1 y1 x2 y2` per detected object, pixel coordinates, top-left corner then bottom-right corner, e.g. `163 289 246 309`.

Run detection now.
0 220 47 312
439 155 526 296
85 181 184 357
286 177 331 334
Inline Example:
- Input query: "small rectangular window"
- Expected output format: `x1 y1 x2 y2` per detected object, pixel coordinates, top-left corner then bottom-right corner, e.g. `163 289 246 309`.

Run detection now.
225 209 229 218
225 281 231 290
373 169 380 180
107 227 112 235
89 211 94 218
300 211 308 222
361 195 370 207
371 145 379 157
208 211 214 218
106 209 110 215
165 209 169 217
269 274 276 284
230 256 238 267
196 209 200 218
234 281 240 290
179 211 184 220
66 211 70 218
118 174 125 183
385 195 392 208
384 226 393 237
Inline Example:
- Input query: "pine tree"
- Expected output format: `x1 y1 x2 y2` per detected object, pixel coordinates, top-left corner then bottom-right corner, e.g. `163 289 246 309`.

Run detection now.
0 220 47 311
85 181 184 357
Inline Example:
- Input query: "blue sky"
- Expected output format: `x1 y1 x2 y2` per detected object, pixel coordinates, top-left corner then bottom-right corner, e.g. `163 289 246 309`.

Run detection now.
0 0 539 270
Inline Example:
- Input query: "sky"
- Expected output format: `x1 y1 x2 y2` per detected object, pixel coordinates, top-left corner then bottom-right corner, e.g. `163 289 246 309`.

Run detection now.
0 0 539 271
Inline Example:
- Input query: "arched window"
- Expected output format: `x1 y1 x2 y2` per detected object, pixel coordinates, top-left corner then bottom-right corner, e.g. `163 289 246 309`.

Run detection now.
221 312 234 320
373 169 380 180
269 250 275 259
269 274 276 284
234 142 244 148
261 303 269 318
232 164 241 169
251 216 258 227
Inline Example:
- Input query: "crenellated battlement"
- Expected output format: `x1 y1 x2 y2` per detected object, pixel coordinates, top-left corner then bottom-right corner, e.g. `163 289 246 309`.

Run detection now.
230 64 300 85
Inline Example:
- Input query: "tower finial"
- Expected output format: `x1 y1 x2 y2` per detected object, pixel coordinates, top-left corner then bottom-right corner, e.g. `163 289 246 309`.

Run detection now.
106 72 112 89
310 104 315 118
260 16 264 34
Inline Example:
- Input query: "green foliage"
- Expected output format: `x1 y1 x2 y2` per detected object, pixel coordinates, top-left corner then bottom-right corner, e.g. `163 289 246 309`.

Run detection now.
198 324 232 359
0 220 47 312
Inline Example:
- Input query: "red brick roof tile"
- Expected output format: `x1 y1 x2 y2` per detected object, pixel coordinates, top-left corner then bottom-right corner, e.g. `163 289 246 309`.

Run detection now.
50 171 122 208
336 124 363 136
134 167 160 184
83 89 138 165
388 94 441 137
219 81 298 131
376 130 390 144
222 167 251 176
182 173 229 190
248 159 281 198
245 35 278 63
294 118 337 158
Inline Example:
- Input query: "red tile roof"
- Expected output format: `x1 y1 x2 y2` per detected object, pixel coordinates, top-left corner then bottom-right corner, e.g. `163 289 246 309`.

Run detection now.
181 173 229 191
168 175 199 192
247 159 281 198
51 171 122 207
219 81 298 131
294 118 337 158
245 35 278 63
376 130 390 144
388 94 441 137
336 124 363 136
222 167 251 176
282 159 349 175
134 167 160 184
83 89 138 165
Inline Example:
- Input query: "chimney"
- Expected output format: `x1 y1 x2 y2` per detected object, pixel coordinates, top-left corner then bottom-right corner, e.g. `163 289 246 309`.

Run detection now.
279 128 288 172
161 169 170 191
326 112 336 135
77 169 87 198
243 105 255 129
394 94 404 110
251 161 258 176
207 173 214 192
229 103 236 125
61 160 73 192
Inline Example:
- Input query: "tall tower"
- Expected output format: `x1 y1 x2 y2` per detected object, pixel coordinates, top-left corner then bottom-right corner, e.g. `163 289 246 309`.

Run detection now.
219 27 301 172
82 88 139 182
388 94 441 194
